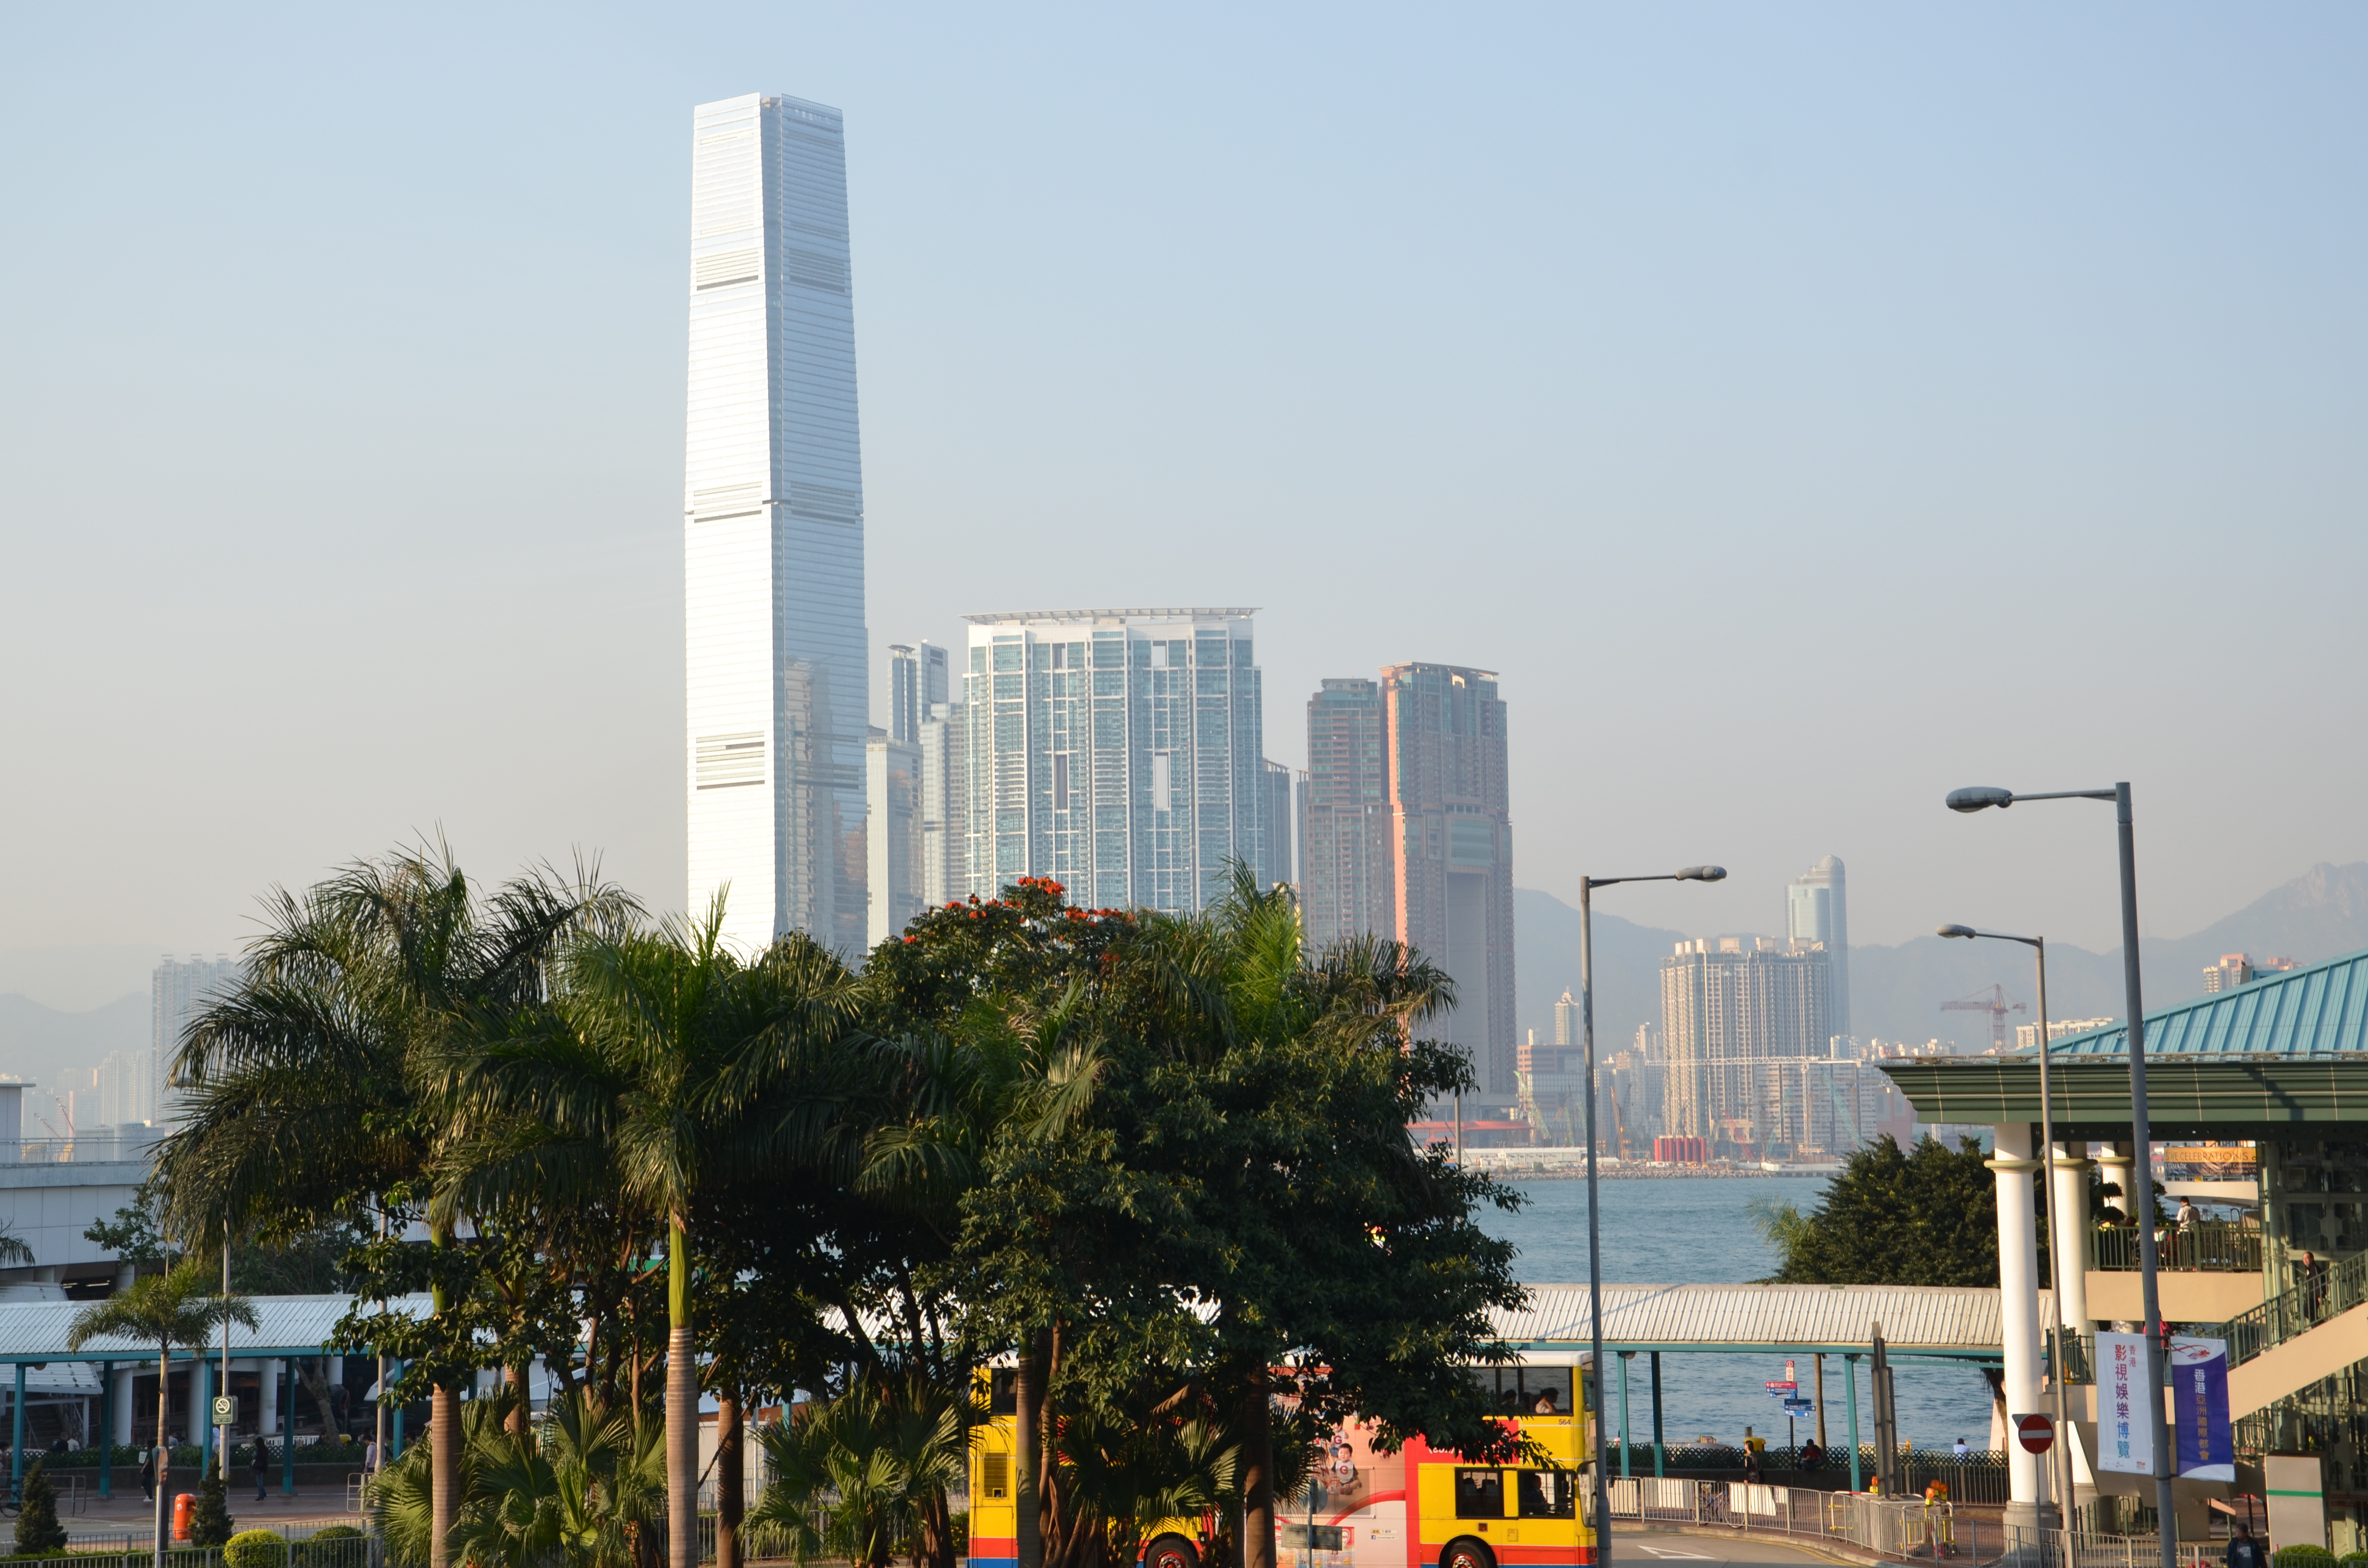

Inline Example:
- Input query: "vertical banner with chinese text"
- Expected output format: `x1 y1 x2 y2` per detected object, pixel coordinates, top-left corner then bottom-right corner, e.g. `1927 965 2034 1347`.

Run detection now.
2171 1336 2234 1482
2096 1331 2154 1475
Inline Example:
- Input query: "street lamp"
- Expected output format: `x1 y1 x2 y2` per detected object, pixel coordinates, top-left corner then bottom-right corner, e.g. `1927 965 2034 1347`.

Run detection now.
1945 783 2171 1568
1939 922 2075 1566
1579 864 1725 1568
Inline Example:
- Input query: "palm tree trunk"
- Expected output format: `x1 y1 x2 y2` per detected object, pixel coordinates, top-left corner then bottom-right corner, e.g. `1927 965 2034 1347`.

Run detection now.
666 1214 697 1568
431 1385 459 1568
505 1363 528 1434
1237 1362 1276 1568
153 1348 171 1568
1013 1331 1047 1568
715 1389 742 1568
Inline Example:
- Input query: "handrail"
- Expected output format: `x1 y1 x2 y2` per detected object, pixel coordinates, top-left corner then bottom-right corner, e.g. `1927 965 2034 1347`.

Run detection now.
2213 1249 2368 1368
2089 1222 2261 1274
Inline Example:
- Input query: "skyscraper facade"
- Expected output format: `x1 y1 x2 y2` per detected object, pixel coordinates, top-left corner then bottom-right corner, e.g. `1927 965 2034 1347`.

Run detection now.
888 641 951 745
1259 760 1295 892
154 954 240 1127
962 610 1267 911
1300 679 1392 946
1382 662 1516 1098
1786 855 1850 1040
684 92 870 955
867 728 923 947
1659 937 1833 1156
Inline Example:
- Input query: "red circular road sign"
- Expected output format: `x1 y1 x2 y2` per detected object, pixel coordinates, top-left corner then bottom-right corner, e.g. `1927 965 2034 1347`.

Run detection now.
2016 1414 2055 1454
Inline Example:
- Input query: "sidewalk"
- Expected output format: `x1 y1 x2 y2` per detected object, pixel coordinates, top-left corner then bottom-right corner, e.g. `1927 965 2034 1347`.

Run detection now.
60 1490 366 1543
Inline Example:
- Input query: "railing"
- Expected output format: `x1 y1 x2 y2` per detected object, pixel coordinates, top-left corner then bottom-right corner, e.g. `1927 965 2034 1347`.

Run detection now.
7 1532 382 1568
0 1137 161 1166
1601 1444 2009 1504
2090 1223 2262 1274
1604 1480 2231 1568
2217 1249 2368 1368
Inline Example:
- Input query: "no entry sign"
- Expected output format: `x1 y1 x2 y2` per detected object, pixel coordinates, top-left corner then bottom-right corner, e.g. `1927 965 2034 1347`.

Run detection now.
2016 1414 2055 1454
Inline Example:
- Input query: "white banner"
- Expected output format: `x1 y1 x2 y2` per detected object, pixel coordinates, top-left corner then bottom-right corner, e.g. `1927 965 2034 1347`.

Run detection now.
2097 1331 2155 1475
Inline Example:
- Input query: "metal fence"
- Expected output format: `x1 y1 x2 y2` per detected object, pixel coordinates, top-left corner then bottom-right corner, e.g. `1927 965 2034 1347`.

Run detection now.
1 1537 382 1568
2090 1224 2262 1274
1601 1445 2010 1504
1606 1479 2225 1568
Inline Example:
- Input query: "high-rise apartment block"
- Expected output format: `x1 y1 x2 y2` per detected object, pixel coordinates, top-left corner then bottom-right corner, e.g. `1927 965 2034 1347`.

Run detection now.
154 954 240 1126
961 610 1269 912
2203 953 2296 993
1384 663 1517 1097
867 728 923 947
684 93 870 955
1298 664 1517 1097
1786 855 1850 1039
1259 761 1296 893
1659 936 1833 1156
1300 679 1391 945
888 642 951 745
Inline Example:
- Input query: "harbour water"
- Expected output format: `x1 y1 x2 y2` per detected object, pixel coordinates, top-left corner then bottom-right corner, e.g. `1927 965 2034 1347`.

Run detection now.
1480 1176 1998 1451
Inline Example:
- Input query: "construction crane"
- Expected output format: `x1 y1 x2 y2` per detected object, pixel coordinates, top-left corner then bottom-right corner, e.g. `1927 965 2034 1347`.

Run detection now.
1942 983 2028 1053
1604 1083 1635 1161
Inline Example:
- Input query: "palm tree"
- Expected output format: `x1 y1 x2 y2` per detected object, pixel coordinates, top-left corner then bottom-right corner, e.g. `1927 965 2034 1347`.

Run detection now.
68 1259 259 1568
159 844 637 1568
438 898 869 1568
747 1378 969 1568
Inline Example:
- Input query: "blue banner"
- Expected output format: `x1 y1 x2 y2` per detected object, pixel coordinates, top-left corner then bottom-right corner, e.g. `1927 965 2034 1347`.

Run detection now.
2171 1336 2233 1482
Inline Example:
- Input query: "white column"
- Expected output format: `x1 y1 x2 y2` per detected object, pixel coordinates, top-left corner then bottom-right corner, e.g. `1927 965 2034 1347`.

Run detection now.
111 1366 134 1450
1989 1124 2046 1524
2051 1146 2094 1333
260 1360 280 1436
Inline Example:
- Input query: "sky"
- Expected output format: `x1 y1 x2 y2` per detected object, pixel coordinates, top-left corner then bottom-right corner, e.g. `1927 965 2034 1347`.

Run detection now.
3 4 2364 1006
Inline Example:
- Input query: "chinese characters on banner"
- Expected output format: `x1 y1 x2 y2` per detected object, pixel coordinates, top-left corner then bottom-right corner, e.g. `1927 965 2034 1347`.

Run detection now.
2096 1331 2154 1475
2171 1336 2234 1482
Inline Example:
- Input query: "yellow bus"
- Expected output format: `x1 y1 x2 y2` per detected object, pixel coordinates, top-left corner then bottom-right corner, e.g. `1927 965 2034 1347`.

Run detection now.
969 1360 1597 1568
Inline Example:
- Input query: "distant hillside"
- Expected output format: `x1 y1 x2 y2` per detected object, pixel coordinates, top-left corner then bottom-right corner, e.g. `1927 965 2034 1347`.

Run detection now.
0 991 149 1093
1516 861 2368 1055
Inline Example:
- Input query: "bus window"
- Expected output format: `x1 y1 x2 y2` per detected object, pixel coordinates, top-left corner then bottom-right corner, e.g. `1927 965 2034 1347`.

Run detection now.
981 1452 1011 1499
1517 1367 1575 1416
1454 1469 1506 1519
990 1370 1018 1416
1517 1469 1576 1519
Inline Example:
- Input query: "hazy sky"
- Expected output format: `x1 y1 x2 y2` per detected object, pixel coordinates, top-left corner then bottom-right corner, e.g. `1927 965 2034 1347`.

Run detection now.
4 4 2364 996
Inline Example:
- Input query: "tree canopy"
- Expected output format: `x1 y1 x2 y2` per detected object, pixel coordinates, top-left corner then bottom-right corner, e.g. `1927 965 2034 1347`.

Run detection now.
1749 1133 1999 1286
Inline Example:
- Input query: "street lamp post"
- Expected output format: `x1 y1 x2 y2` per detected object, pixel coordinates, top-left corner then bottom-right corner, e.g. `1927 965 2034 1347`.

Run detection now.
1939 922 2076 1565
1579 864 1726 1568
1946 782 2171 1568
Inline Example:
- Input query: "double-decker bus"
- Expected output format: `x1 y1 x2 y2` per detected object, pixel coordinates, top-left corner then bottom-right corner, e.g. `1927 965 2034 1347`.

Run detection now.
969 1358 1597 1568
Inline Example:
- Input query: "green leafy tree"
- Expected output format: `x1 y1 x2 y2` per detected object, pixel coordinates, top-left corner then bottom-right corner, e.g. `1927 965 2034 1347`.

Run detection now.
14 1458 69 1555
1749 1134 1998 1285
68 1258 259 1568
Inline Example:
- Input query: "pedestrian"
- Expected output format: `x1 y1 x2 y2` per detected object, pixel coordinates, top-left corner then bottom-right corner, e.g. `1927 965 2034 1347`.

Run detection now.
1953 1436 1968 1462
1799 1438 1825 1472
139 1445 156 1503
252 1434 271 1502
2226 1523 2265 1568
2177 1197 2199 1230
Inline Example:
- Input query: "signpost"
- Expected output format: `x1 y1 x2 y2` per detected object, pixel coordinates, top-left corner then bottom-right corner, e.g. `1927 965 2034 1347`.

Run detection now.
210 1396 237 1429
2016 1414 2055 1455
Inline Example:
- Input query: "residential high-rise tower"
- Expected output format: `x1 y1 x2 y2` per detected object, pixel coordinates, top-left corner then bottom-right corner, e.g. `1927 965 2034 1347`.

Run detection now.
1786 855 1849 1039
1382 662 1516 1099
962 609 1267 911
154 954 240 1127
1659 937 1833 1157
1300 678 1392 946
684 93 870 955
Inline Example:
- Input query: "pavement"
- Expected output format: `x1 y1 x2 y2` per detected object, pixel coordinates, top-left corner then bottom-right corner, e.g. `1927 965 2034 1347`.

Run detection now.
1611 1527 1854 1568
60 1488 367 1543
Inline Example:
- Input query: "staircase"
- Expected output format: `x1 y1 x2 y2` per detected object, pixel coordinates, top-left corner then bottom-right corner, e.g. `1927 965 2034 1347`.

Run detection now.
2218 1250 2368 1418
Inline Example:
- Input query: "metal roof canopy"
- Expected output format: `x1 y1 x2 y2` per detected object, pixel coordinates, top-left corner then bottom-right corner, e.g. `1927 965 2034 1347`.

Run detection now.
0 1294 428 1364
1876 945 2368 1128
1489 1283 2001 1364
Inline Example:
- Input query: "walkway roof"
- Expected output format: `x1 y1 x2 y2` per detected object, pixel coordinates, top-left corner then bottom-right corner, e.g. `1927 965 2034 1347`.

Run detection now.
0 1293 426 1364
1490 1283 1999 1362
1877 945 2368 1131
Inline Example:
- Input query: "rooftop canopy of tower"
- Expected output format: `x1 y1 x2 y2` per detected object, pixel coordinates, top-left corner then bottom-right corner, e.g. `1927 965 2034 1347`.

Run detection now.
1874 945 2368 1136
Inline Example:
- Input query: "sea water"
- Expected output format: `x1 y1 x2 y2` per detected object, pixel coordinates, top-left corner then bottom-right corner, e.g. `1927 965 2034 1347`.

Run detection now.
1479 1176 1997 1453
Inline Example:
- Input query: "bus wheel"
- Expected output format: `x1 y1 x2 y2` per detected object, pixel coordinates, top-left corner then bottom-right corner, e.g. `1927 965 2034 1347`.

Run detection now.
1144 1535 1200 1568
1442 1538 1495 1568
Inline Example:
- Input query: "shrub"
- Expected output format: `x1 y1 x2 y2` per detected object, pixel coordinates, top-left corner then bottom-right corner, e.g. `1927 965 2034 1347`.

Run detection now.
191 1467 235 1548
13 1460 68 1556
2274 1549 2333 1568
225 1529 287 1568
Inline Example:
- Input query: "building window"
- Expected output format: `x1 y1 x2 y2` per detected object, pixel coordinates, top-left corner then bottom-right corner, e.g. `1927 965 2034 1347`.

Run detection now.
1054 754 1070 811
1152 752 1172 811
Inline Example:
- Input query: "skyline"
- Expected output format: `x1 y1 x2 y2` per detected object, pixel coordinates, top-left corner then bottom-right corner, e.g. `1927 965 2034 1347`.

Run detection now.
6 8 2368 977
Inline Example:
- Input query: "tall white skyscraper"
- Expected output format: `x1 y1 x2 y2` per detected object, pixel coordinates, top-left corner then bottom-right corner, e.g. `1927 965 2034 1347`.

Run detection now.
153 954 240 1126
962 609 1266 912
684 94 871 955
1786 855 1850 1039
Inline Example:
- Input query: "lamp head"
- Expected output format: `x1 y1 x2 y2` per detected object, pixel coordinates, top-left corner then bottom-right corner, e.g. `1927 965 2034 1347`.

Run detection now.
1936 924 1977 940
1675 865 1727 882
1946 786 2014 813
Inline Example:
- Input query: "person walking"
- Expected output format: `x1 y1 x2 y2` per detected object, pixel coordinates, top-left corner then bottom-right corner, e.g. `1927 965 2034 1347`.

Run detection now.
252 1435 271 1502
2226 1523 2266 1568
138 1445 156 1504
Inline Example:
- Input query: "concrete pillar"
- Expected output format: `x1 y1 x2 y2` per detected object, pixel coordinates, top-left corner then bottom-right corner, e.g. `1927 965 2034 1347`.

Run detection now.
259 1361 280 1436
2052 1144 2094 1331
1989 1123 2048 1526
111 1361 135 1448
